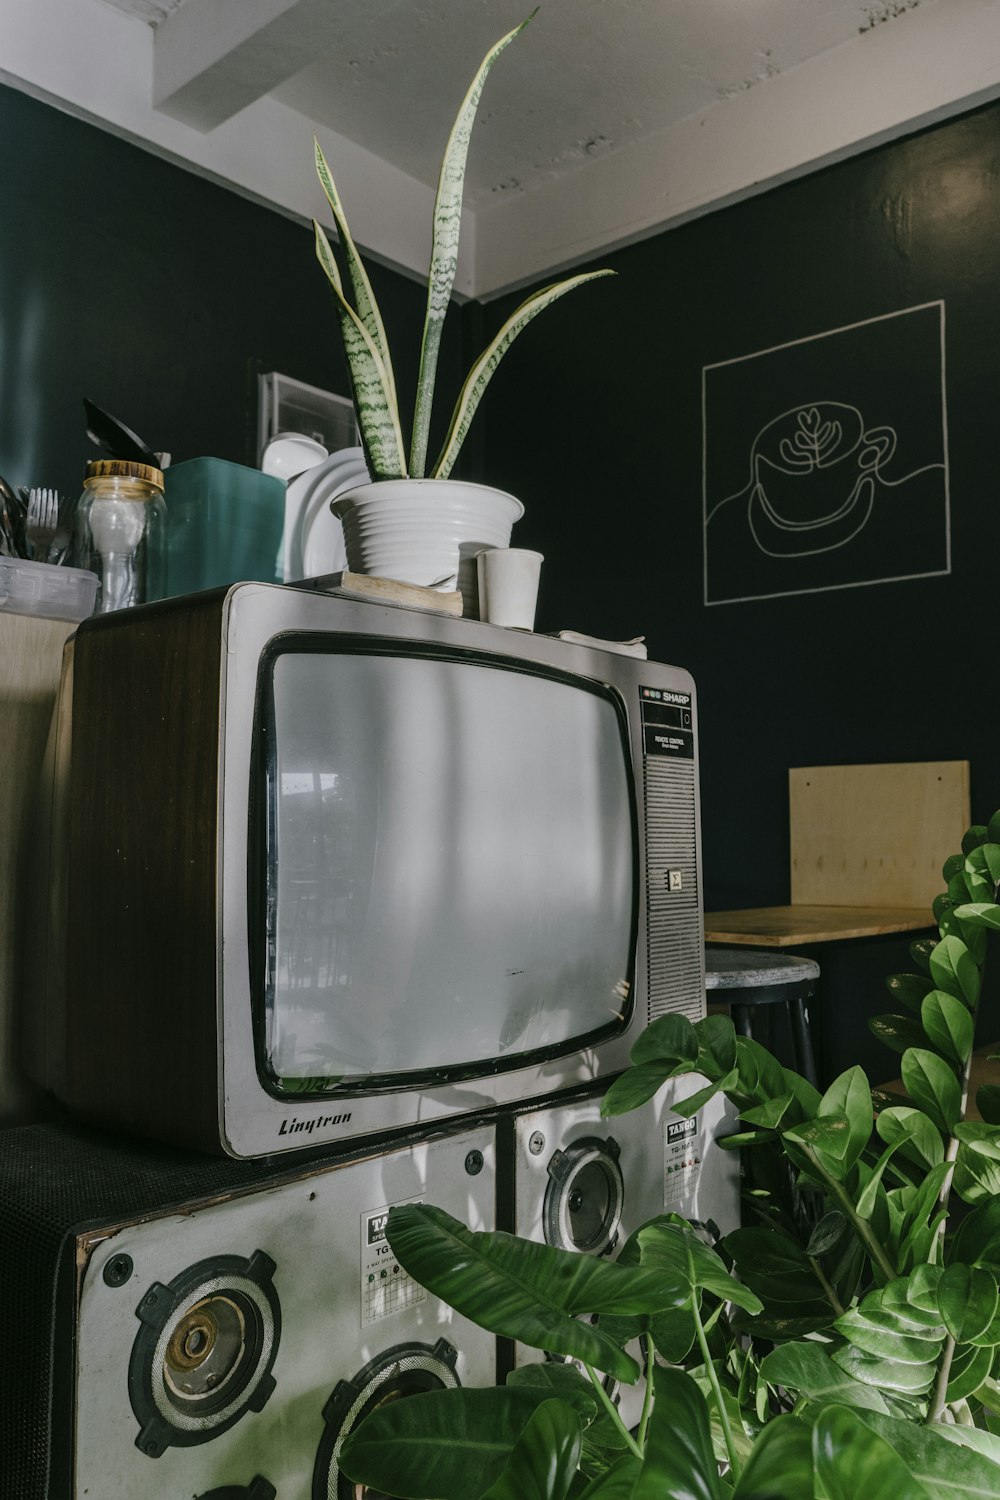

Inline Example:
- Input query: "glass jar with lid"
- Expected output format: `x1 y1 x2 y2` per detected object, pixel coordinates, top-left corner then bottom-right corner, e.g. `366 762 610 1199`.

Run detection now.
76 460 166 613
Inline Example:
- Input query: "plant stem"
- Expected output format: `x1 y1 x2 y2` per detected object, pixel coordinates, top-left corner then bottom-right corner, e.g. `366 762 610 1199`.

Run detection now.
928 1333 957 1424
635 1334 655 1452
808 1253 846 1317
693 1296 742 1481
802 1145 898 1283
584 1363 643 1460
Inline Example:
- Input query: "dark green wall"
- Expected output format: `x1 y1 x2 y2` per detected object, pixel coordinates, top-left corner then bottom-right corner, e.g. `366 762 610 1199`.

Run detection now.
0 83 468 496
478 101 1000 1082
481 101 1000 895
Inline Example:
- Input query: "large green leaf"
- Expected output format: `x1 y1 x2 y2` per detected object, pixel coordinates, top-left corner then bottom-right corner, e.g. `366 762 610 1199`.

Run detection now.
694 1013 738 1077
731 1414 814 1499
577 1456 643 1499
723 1226 833 1333
631 1366 726 1500
949 1195 1000 1266
432 271 614 479
869 1013 930 1056
600 1062 682 1116
952 902 1000 931
832 1280 945 1396
813 1405 934 1500
976 1084 1000 1125
636 1215 762 1314
885 972 935 1014
759 1341 890 1413
875 1105 944 1170
630 1013 700 1068
928 934 981 1007
410 14 532 477
937 1261 999 1343
857 1409 1000 1497
821 1068 875 1170
480 1399 583 1500
946 1341 995 1403
900 1048 961 1133
384 1205 685 1378
734 1034 787 1101
921 990 974 1066
954 1145 1000 1203
339 1385 560 1499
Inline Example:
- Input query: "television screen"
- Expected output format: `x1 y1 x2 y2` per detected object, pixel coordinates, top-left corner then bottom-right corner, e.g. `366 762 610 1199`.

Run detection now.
260 647 636 1092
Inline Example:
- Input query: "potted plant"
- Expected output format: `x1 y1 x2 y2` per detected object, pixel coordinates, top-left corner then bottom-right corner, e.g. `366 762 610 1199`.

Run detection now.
333 809 1000 1497
312 12 612 613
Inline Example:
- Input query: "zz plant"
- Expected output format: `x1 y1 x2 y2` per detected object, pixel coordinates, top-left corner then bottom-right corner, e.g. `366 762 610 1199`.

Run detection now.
312 12 612 484
338 808 1000 1498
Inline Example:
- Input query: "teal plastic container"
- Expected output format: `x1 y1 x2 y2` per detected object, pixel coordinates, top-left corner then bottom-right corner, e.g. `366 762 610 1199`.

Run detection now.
152 457 285 599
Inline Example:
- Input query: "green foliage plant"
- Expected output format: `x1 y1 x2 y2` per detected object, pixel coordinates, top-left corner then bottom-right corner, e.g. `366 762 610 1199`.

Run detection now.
338 809 1000 1497
312 12 613 485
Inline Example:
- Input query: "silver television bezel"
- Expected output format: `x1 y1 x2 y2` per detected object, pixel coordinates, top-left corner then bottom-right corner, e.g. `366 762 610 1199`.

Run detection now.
217 583 701 1158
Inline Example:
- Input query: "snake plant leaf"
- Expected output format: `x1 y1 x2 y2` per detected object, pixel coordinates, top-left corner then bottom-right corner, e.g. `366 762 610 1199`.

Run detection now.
731 1415 814 1500
928 934 981 1007
479 1399 583 1500
339 1385 566 1499
876 1106 945 1170
383 1204 688 1380
409 13 534 478
813 1405 935 1500
920 989 974 1065
759 1341 890 1413
855 1410 1000 1498
313 221 407 478
900 1047 961 1133
314 138 399 423
432 270 615 479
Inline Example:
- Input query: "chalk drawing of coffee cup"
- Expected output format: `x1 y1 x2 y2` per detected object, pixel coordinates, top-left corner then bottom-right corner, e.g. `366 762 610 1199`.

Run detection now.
752 403 896 529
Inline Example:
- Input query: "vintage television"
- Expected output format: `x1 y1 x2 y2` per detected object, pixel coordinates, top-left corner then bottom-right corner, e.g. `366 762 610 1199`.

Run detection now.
29 582 704 1158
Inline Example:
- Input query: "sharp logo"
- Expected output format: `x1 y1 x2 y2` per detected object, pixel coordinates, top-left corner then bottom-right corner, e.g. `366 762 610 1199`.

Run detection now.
278 1112 352 1137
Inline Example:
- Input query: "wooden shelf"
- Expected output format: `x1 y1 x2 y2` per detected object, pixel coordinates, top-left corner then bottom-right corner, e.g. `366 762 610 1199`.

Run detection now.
704 904 935 947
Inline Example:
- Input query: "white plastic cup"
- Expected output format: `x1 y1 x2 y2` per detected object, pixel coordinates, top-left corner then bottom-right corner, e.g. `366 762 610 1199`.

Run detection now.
476 547 543 630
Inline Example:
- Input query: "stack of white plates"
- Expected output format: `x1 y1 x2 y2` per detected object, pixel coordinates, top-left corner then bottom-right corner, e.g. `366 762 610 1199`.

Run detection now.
280 446 370 582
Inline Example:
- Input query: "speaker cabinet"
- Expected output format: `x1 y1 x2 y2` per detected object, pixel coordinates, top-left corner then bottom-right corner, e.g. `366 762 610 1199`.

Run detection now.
0 1120 496 1499
508 1077 740 1425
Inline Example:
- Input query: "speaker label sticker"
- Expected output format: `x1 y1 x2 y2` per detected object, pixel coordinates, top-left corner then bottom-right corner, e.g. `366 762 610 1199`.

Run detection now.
663 1115 702 1211
361 1203 427 1326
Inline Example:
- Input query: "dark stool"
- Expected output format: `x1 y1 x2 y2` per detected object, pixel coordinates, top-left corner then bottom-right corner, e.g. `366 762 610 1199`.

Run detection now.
705 946 820 1088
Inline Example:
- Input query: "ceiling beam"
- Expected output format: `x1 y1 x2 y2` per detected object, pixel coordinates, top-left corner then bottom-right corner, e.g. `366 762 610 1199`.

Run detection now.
153 0 389 132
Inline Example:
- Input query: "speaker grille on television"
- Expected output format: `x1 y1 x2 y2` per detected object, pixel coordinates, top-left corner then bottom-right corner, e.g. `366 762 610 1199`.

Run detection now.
644 757 703 1022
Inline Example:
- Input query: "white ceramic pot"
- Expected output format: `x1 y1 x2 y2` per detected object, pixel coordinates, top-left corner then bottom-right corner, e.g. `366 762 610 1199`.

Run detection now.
330 478 523 617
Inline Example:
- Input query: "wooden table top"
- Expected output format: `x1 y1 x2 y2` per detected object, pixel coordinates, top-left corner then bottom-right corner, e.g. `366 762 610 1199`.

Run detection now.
703 904 935 947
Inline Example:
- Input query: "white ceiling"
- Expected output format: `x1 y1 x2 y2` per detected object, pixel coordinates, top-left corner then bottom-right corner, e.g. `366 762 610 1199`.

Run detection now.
98 0 932 208
9 0 1000 295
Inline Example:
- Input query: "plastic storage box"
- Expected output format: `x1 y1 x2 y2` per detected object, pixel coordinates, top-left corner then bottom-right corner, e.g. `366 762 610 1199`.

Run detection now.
154 457 285 598
0 556 98 622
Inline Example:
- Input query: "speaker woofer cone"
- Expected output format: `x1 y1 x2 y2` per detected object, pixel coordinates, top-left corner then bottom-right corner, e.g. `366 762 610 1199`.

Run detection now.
542 1136 624 1255
313 1339 459 1500
129 1250 281 1458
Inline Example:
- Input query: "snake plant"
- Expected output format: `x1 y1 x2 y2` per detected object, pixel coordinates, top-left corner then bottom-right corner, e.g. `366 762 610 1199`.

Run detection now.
313 13 613 483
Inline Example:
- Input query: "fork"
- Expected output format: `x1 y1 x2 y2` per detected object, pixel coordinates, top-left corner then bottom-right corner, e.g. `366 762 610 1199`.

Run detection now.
25 487 60 562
